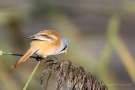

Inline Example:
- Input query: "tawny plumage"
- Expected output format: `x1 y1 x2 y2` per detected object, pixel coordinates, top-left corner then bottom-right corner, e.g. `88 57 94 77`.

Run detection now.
11 30 68 68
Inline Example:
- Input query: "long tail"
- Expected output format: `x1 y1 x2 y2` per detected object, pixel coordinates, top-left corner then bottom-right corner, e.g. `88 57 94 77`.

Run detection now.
11 47 38 68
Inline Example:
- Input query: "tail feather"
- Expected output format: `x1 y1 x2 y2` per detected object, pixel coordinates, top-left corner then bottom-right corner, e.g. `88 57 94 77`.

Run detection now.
11 47 38 68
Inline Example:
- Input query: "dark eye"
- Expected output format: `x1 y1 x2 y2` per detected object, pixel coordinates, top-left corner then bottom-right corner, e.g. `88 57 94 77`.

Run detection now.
61 45 67 51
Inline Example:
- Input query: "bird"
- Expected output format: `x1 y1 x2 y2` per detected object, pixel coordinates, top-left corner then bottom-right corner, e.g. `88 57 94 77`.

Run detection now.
11 30 68 68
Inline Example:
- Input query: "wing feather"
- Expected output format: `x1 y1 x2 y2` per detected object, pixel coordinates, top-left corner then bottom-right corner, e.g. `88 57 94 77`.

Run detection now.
29 34 52 42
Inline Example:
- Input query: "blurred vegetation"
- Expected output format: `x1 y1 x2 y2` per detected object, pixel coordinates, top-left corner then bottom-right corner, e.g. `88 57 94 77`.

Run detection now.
0 0 135 90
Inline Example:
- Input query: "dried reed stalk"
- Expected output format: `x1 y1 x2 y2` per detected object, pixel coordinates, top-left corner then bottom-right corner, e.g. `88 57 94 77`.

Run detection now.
40 59 108 90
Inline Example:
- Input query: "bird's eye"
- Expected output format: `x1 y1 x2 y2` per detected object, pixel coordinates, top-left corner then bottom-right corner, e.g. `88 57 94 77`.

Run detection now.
61 45 67 51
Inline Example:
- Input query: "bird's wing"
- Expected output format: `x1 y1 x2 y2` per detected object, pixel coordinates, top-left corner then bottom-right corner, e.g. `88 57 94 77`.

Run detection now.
29 33 53 42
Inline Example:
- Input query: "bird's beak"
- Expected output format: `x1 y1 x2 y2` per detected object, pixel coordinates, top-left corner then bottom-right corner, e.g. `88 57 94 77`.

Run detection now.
64 50 67 54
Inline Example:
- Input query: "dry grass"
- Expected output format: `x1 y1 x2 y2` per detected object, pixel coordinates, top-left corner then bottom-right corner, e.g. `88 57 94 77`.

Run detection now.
40 58 108 90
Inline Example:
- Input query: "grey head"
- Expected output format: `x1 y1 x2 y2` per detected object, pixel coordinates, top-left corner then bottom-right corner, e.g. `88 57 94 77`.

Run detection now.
59 35 68 54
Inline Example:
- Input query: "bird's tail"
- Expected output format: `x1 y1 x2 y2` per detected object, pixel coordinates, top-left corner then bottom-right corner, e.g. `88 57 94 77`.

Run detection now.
11 47 38 68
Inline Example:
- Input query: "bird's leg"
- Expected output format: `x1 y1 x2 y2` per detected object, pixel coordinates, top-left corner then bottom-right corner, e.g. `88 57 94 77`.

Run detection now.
36 56 43 61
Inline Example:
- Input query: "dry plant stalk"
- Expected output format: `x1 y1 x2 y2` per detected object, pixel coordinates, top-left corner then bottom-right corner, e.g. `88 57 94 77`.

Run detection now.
40 59 108 90
54 60 66 90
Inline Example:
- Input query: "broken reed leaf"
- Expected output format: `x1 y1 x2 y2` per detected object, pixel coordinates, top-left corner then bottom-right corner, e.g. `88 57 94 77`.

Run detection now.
41 59 108 90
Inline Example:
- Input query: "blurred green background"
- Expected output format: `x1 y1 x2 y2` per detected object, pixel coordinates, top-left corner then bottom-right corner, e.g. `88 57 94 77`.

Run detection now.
0 0 135 90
